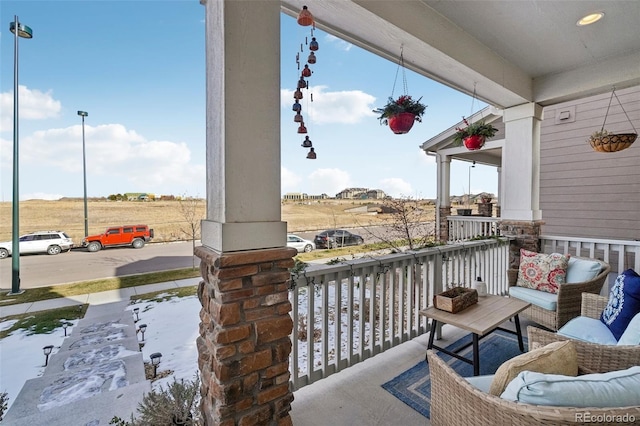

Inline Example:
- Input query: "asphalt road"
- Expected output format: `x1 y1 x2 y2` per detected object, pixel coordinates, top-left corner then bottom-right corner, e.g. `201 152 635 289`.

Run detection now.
0 241 201 290
0 224 431 289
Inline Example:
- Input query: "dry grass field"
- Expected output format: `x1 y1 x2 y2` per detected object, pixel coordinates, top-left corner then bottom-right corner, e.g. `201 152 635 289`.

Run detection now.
0 199 438 244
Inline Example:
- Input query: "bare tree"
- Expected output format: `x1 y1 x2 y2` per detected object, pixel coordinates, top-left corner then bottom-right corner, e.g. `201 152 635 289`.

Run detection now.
178 194 204 270
360 196 435 251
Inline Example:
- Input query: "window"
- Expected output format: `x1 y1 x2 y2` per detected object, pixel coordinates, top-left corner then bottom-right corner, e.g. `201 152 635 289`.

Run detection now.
136 227 147 232
107 229 120 235
123 228 133 233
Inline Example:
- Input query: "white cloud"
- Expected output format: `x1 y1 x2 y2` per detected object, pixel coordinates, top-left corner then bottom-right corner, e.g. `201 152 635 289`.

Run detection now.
281 166 302 193
17 123 205 191
0 86 62 132
324 34 352 51
379 178 413 198
281 85 376 124
22 192 64 201
308 168 351 196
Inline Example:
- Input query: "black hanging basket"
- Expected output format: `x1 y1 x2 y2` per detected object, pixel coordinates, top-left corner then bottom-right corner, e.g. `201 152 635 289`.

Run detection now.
589 88 638 153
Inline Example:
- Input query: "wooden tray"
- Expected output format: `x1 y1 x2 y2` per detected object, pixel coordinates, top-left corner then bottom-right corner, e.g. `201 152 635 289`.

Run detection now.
434 287 478 313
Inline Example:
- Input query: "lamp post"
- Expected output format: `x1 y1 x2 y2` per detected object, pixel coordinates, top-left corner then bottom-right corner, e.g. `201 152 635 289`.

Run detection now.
467 160 476 208
9 16 33 295
77 111 89 237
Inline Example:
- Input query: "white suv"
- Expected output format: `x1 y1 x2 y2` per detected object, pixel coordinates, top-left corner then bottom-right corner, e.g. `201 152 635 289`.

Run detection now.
0 231 74 259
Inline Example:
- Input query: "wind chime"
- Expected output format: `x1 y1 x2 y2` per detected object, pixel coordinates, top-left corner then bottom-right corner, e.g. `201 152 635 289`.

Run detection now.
294 5 319 159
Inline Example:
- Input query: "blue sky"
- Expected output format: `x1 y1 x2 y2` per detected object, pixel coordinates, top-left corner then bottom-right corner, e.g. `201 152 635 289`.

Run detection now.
0 1 497 201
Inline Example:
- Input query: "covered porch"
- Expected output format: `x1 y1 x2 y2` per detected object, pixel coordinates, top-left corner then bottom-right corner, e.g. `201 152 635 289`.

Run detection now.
196 1 639 424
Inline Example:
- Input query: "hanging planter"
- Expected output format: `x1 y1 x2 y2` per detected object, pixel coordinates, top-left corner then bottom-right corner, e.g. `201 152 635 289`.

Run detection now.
453 118 498 151
373 48 426 134
388 112 417 134
588 88 637 153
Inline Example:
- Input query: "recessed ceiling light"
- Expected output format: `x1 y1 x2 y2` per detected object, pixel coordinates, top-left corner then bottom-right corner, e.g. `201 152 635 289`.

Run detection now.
577 12 604 26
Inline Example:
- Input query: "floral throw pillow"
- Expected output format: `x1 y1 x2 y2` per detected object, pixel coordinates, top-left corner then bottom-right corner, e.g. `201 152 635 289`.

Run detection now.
516 249 569 294
601 269 640 341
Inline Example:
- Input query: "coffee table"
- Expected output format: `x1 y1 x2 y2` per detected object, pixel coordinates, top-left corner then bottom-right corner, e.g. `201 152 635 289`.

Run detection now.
419 295 531 376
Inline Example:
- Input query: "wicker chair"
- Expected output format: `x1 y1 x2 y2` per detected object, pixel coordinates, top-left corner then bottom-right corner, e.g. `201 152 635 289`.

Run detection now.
427 325 640 425
507 257 610 331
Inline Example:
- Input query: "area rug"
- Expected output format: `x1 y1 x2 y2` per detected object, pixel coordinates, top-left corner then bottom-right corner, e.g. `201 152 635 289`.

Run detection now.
381 329 527 419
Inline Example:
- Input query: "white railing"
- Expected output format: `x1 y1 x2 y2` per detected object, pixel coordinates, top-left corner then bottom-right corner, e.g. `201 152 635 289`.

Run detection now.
540 235 640 275
447 216 501 242
288 238 511 390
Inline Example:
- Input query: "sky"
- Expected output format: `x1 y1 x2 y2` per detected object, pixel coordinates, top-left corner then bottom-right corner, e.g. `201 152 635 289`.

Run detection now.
0 1 498 202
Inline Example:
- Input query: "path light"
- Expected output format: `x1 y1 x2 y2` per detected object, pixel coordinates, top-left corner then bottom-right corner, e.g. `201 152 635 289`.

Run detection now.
133 307 140 322
62 323 68 336
43 345 53 366
138 323 147 341
150 352 162 378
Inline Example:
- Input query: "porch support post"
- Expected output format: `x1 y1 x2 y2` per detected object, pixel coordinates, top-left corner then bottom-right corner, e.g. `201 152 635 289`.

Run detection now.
499 102 544 267
198 1 295 425
435 153 451 242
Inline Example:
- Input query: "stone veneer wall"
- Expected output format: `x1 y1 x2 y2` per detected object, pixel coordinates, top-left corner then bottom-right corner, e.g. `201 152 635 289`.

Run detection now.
477 202 493 217
195 246 297 426
438 206 452 242
498 220 544 268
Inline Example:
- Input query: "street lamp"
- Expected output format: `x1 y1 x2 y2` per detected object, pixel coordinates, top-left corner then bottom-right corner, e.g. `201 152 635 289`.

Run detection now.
468 160 476 208
77 111 89 237
9 16 33 295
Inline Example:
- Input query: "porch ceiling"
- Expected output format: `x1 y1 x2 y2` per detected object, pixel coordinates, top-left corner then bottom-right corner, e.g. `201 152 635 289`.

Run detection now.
281 0 640 109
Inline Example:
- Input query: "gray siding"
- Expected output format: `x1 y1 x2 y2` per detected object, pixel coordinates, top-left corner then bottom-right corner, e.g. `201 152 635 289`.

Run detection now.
540 86 640 240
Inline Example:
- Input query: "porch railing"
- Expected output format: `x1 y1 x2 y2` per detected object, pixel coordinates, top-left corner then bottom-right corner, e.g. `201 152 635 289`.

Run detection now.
288 238 511 390
447 216 501 242
540 235 640 276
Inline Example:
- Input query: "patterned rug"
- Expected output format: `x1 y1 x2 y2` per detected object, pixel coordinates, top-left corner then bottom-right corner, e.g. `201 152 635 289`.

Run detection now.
381 329 527 419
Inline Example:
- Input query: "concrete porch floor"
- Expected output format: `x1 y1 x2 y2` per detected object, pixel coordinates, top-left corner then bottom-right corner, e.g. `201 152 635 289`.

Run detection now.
290 317 536 425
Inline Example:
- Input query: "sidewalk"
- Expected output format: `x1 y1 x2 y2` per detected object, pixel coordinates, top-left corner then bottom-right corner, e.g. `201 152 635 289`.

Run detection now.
0 277 201 318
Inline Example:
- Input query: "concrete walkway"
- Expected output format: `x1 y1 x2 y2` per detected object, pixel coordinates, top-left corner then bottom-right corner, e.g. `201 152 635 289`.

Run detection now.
1 277 200 426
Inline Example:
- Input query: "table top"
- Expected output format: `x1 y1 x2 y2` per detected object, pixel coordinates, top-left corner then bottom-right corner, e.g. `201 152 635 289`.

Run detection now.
419 295 530 336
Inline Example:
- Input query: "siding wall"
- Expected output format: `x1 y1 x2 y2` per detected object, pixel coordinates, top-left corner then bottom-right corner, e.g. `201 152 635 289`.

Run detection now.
540 85 640 240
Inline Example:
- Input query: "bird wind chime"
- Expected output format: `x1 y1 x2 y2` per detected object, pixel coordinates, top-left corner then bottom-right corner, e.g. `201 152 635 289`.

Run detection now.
294 5 319 159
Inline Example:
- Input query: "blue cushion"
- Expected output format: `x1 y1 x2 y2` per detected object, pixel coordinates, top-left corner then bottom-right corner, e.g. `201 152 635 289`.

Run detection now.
601 269 640 340
618 312 640 346
566 257 602 283
558 316 617 345
500 366 640 407
464 375 494 393
509 286 557 311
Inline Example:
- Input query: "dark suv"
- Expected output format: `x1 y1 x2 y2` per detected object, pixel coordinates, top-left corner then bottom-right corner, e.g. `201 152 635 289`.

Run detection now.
314 229 364 249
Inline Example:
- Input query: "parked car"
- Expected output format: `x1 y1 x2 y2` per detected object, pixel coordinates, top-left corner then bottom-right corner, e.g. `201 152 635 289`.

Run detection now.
287 234 315 253
314 229 364 249
0 230 74 258
82 225 153 252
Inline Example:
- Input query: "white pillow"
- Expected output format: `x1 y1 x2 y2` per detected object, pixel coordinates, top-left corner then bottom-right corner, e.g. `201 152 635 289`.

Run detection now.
500 366 640 407
566 257 602 283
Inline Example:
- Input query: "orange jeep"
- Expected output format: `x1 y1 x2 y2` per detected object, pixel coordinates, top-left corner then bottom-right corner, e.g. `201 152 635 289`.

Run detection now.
82 225 154 252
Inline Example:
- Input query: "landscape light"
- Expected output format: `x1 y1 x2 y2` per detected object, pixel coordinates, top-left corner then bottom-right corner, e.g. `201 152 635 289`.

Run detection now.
138 324 147 341
150 352 162 378
43 345 54 366
9 16 33 295
133 307 140 322
62 323 68 337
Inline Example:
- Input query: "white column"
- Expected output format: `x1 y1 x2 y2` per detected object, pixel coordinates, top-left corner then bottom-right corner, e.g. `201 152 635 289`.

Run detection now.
201 0 286 252
500 103 543 221
496 166 501 207
436 153 451 208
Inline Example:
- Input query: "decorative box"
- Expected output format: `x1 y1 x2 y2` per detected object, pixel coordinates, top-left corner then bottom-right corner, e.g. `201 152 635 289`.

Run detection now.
434 287 478 313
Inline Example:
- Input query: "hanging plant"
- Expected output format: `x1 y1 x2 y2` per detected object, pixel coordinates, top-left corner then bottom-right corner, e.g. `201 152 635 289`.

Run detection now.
373 47 426 134
453 118 498 151
588 88 637 153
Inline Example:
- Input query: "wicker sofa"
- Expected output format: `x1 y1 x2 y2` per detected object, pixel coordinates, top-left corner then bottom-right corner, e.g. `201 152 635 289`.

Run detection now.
427 326 640 425
507 257 610 331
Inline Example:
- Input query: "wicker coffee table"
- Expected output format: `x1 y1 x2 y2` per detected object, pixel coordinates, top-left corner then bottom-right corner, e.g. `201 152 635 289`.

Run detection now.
419 295 530 376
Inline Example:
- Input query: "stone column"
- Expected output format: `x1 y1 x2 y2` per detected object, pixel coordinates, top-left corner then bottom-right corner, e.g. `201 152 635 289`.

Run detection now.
437 206 451 242
499 220 544 268
477 202 493 217
196 246 296 426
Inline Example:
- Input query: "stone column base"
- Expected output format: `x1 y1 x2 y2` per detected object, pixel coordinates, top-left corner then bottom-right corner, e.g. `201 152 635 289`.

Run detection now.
195 245 297 426
498 220 544 268
438 206 452 242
